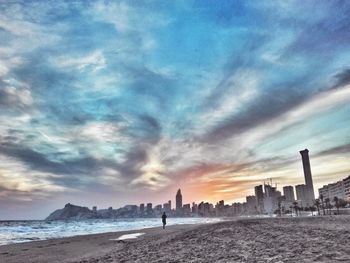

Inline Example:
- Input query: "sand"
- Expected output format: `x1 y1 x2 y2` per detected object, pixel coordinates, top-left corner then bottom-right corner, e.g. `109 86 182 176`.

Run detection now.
1 216 349 263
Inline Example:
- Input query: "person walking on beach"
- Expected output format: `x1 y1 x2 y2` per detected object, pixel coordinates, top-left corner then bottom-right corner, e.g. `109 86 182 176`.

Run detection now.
161 212 167 229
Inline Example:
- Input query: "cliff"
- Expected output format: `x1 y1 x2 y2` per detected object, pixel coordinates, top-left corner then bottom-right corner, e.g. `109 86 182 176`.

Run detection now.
45 203 95 220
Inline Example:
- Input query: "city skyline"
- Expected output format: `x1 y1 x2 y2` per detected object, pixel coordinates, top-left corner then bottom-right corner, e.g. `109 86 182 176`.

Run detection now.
45 149 350 220
1 1 350 219
44 171 350 220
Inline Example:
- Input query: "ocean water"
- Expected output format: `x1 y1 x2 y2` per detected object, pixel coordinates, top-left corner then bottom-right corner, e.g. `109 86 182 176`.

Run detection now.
0 217 221 246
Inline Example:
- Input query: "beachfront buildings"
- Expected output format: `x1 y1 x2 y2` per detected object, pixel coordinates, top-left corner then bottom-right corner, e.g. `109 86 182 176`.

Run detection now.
248 149 316 213
163 201 171 212
263 184 279 214
84 150 347 218
183 204 191 215
215 200 225 216
146 203 153 215
246 196 257 213
198 201 212 216
282 186 295 209
345 176 350 202
84 171 349 219
254 185 264 212
139 203 145 214
192 202 198 214
283 186 295 202
318 175 350 202
295 184 310 207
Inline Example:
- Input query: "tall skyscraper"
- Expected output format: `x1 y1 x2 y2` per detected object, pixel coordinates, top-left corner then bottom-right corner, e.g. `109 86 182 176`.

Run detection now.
176 189 182 210
283 186 295 202
300 149 315 202
254 185 264 212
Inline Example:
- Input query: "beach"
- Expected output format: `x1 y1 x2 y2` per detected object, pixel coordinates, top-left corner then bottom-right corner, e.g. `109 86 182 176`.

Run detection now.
1 216 349 263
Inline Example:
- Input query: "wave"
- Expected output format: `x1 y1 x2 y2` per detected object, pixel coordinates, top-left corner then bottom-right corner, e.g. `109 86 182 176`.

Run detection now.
0 217 221 246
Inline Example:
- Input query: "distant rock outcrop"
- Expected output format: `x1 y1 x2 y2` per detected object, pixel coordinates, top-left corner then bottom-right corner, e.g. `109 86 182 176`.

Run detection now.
46 203 95 220
46 203 146 220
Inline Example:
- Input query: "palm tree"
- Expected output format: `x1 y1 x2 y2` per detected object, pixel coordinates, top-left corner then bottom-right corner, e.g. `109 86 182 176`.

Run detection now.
311 206 317 216
308 206 313 216
278 201 282 217
333 196 339 215
314 199 320 216
325 198 331 215
298 206 303 216
320 194 326 215
293 201 299 216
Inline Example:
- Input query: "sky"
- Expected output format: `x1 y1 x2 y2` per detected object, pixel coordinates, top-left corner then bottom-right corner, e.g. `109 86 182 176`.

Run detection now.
0 0 350 219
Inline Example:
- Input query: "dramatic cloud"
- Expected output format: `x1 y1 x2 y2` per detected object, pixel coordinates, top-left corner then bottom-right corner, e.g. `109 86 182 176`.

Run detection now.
0 0 350 219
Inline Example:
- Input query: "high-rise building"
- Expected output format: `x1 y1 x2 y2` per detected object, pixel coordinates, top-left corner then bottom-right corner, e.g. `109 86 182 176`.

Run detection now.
283 186 295 202
163 200 171 212
146 203 153 214
263 184 278 214
139 203 145 213
192 202 198 214
168 200 171 210
232 202 243 215
254 185 264 212
198 202 210 216
198 202 204 216
176 189 182 210
300 149 315 202
154 204 162 213
318 175 350 202
295 184 308 207
215 200 225 216
183 204 191 214
318 185 329 200
246 195 257 213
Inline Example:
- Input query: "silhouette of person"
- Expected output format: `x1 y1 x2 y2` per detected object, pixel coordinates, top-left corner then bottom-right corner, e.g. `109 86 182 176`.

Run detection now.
161 212 167 229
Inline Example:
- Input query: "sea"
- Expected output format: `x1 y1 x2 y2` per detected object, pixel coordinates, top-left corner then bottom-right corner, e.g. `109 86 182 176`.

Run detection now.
0 217 221 246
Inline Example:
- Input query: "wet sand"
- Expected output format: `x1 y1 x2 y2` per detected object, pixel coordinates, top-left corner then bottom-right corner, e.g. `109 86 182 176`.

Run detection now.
1 216 349 263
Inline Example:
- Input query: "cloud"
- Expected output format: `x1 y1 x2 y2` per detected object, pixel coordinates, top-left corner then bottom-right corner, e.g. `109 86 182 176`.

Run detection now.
202 82 309 142
316 143 350 157
92 1 171 34
332 69 350 89
55 50 106 72
1 0 350 218
0 86 33 110
283 1 350 56
0 141 120 188
0 185 34 201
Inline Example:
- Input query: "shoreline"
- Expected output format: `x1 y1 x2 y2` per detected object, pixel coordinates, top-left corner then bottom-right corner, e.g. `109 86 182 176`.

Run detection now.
0 223 203 263
1 216 349 262
0 217 222 246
